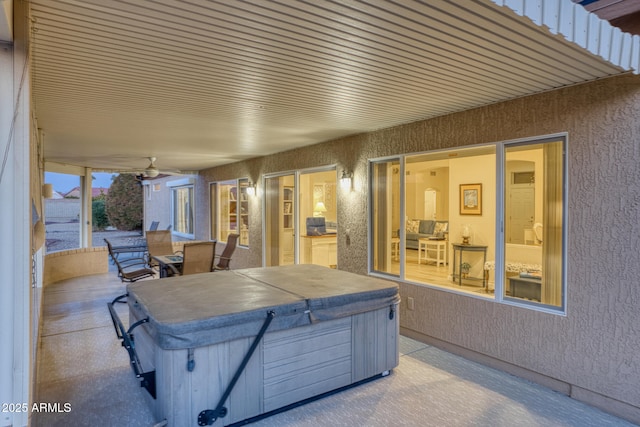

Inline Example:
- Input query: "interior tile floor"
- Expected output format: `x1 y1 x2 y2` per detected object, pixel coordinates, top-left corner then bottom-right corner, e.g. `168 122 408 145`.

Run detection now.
33 264 636 427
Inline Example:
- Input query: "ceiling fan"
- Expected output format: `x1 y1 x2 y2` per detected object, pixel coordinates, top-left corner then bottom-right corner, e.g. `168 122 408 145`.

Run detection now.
137 157 198 178
98 157 197 178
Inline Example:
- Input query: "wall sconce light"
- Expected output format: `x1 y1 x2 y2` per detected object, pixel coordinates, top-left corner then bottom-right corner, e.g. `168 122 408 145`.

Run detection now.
340 170 353 191
246 183 257 196
43 183 54 199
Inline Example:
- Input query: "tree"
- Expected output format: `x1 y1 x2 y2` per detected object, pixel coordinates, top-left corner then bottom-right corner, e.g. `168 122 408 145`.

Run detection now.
92 197 110 230
105 174 143 231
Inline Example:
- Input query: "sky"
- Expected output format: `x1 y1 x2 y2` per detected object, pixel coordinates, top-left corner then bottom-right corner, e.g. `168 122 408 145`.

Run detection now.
45 172 118 194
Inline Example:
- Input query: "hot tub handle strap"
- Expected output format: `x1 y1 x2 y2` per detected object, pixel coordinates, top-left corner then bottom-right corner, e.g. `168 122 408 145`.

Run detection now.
198 310 276 426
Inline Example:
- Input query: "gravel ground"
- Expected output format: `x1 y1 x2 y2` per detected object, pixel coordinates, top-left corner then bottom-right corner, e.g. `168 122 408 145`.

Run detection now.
45 220 145 253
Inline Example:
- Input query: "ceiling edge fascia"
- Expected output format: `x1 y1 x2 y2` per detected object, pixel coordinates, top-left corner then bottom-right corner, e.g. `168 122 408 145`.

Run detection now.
492 0 640 74
45 161 87 176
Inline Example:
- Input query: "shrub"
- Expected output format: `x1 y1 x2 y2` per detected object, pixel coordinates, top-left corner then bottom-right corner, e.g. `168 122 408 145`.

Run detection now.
92 198 110 230
106 174 143 231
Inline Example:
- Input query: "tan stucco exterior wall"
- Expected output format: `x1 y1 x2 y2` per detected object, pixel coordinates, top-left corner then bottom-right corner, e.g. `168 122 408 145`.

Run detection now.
43 248 109 286
146 74 640 423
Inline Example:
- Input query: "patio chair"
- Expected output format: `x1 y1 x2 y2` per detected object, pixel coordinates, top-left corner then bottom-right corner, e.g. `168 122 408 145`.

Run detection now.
167 241 216 276
212 233 239 271
103 237 147 264
146 230 180 267
148 221 160 231
105 239 155 282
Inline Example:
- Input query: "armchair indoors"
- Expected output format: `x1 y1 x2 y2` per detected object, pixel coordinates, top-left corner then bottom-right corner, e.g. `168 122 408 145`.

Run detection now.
212 233 239 271
166 242 216 276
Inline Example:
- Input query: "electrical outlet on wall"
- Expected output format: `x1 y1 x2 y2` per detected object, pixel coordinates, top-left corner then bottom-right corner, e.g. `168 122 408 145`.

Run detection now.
407 297 415 311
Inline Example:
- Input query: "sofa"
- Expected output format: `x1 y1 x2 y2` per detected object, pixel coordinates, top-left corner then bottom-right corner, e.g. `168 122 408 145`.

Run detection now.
405 219 449 249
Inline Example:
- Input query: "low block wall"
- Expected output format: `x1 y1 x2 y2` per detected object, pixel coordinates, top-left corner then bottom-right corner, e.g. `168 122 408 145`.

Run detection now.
44 247 109 286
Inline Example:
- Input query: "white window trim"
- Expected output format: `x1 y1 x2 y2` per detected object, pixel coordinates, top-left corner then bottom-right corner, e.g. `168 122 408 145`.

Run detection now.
170 182 195 239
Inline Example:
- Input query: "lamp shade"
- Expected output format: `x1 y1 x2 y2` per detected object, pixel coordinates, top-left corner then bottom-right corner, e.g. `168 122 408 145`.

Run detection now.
314 201 327 212
313 201 327 217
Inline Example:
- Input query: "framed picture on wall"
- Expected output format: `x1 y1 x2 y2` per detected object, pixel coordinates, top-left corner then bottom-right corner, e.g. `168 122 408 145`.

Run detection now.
460 183 482 215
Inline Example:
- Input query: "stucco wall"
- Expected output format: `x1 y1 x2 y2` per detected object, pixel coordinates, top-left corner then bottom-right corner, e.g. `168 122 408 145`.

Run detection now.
143 177 174 232
43 248 109 286
148 74 640 422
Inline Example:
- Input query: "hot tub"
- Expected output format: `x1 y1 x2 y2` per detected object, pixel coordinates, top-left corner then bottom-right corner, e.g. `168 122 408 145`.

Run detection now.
117 264 400 426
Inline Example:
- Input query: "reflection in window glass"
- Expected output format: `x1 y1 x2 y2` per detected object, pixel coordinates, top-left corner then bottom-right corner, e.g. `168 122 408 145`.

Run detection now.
504 139 565 308
172 186 194 237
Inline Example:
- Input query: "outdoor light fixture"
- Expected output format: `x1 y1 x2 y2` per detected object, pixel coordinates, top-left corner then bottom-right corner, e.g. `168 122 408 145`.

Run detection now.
340 170 353 191
246 183 256 196
42 183 53 199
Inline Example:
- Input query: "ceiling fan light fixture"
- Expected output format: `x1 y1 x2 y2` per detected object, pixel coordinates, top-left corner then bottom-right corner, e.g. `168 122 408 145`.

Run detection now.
145 157 160 178
145 166 159 178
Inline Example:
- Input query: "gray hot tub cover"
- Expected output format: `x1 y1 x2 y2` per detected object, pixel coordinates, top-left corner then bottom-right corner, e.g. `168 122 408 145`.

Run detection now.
127 264 399 349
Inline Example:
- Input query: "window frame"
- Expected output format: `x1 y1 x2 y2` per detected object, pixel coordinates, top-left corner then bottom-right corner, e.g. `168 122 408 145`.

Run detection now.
167 178 196 239
497 135 568 313
368 134 567 314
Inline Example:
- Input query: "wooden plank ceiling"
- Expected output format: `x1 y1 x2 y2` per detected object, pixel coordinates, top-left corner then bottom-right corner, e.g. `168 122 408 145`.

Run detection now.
29 0 639 174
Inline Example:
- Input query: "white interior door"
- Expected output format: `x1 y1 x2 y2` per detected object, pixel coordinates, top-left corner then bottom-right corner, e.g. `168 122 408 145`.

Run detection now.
424 189 437 220
507 186 534 244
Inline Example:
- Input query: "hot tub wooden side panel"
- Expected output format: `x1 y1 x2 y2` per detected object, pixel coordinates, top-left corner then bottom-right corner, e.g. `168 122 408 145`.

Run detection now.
136 305 399 426
263 317 353 412
153 338 264 426
352 303 400 382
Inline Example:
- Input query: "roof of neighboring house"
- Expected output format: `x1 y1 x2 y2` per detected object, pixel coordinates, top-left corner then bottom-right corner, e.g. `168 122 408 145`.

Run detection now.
63 187 110 198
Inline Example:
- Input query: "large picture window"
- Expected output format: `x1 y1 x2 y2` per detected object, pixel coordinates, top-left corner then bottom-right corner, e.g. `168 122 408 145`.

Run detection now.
369 135 566 312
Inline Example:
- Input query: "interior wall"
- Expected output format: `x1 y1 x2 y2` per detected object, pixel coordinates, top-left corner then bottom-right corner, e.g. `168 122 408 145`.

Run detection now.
192 73 640 423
